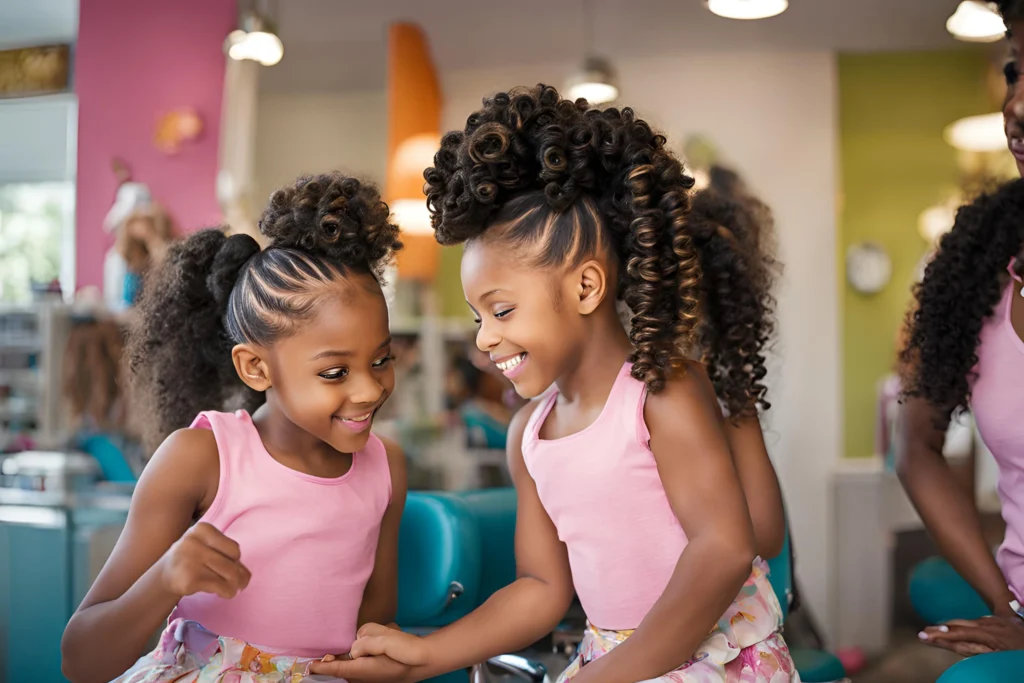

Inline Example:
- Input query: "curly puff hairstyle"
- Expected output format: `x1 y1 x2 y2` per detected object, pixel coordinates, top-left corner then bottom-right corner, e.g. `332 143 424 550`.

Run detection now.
424 84 701 393
900 178 1024 420
688 166 779 418
127 172 402 451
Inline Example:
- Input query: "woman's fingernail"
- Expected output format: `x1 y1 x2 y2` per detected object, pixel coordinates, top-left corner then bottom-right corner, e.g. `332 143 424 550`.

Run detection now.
919 631 929 640
938 625 949 633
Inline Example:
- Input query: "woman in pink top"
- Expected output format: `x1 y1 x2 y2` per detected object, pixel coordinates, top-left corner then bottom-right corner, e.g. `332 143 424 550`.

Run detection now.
898 0 1024 657
60 173 408 682
315 85 796 683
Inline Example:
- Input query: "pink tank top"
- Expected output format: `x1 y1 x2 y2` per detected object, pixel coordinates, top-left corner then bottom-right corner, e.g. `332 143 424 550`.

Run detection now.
522 362 690 630
971 265 1024 600
169 410 392 657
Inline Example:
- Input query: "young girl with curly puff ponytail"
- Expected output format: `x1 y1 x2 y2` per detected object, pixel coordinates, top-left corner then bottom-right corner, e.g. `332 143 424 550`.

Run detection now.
316 85 796 683
61 172 408 683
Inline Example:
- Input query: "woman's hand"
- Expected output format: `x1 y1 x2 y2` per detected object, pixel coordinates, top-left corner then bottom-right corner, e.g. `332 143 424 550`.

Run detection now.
920 616 1024 655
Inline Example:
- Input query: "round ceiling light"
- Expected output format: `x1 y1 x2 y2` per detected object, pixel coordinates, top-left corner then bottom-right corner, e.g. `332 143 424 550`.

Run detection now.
224 12 283 66
706 0 789 20
943 112 1006 152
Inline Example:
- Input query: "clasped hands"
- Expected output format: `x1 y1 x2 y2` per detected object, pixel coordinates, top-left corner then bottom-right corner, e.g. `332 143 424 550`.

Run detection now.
309 623 428 683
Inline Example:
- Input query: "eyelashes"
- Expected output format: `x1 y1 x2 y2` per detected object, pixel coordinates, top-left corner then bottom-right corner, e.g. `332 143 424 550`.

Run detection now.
1005 61 1020 86
318 355 394 381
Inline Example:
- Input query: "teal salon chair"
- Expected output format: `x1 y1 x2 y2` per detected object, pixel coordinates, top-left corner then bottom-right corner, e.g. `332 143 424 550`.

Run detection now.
937 650 1024 683
907 556 1024 683
908 556 990 626
397 492 482 629
397 491 548 683
765 522 848 683
458 489 517 603
397 492 481 683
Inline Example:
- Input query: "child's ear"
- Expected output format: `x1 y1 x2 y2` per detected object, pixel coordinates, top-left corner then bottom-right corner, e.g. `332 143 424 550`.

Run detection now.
576 260 609 316
232 344 272 392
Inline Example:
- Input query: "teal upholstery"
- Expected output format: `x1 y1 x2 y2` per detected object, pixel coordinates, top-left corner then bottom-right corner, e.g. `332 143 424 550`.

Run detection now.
396 492 481 627
461 408 509 450
908 556 991 625
398 491 524 683
79 433 136 483
765 521 847 682
765 525 793 623
908 556 1024 682
937 650 1024 682
457 489 517 603
790 647 847 683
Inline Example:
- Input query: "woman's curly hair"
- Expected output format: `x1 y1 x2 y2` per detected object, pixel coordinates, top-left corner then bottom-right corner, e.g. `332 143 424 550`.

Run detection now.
424 84 701 393
900 179 1024 420
127 172 402 451
688 166 779 418
1000 1 1024 22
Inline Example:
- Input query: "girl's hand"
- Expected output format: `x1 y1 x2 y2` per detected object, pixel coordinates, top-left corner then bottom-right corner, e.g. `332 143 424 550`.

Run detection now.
158 522 251 600
309 652 414 683
920 616 1024 655
350 623 429 665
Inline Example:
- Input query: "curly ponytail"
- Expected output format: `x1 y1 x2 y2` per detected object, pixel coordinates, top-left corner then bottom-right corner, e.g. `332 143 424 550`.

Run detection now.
425 85 701 392
900 178 1024 418
127 172 401 450
128 230 261 451
686 172 779 418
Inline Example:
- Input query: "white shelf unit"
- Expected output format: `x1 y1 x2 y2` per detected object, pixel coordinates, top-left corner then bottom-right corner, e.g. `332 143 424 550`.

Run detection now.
0 302 72 450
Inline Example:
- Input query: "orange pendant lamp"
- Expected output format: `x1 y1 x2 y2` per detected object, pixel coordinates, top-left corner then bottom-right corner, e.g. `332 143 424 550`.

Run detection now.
387 23 442 281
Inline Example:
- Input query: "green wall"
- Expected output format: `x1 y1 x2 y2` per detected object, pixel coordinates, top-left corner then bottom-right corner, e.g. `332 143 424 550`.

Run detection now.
437 243 468 318
839 49 991 459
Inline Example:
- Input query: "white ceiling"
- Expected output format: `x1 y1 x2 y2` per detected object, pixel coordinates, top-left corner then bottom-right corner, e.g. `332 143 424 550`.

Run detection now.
261 0 982 93
0 0 77 49
0 1 990 94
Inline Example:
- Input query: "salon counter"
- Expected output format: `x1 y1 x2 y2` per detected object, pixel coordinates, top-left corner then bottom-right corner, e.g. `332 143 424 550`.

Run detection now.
0 485 133 683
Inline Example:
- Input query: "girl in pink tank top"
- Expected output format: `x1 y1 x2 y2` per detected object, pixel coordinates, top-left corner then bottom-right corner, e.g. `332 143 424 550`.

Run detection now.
61 173 408 683
317 86 796 683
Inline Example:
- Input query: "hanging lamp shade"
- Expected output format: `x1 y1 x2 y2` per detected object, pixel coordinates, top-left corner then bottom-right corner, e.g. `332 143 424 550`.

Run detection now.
946 1 1004 43
386 23 442 281
565 56 618 104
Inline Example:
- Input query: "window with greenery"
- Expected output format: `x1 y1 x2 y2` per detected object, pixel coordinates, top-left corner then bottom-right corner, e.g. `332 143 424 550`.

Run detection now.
0 182 74 303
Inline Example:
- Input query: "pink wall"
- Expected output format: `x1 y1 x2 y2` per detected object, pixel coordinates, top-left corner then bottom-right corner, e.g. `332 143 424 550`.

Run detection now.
75 0 236 289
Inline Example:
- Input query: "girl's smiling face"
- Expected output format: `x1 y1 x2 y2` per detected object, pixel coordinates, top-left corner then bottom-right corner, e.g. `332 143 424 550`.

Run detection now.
264 274 395 454
462 236 592 399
